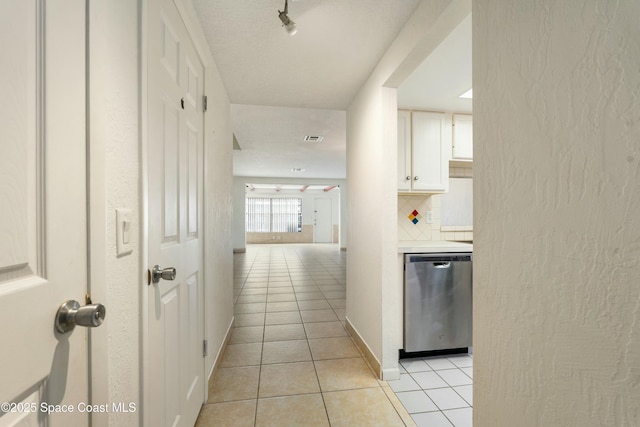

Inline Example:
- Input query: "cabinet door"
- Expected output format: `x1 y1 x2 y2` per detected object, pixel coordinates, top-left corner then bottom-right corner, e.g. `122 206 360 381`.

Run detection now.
411 111 449 192
453 114 473 159
397 110 412 191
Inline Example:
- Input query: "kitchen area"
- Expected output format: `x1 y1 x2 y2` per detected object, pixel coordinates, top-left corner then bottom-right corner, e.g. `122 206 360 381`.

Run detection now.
389 13 474 425
395 11 472 358
397 108 473 357
392 112 474 423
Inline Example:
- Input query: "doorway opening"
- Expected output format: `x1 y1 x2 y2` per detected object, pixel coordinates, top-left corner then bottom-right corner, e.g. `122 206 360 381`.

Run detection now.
244 183 340 246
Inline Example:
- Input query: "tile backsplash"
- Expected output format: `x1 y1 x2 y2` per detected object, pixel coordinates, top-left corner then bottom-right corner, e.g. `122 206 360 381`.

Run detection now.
398 166 473 242
398 194 442 241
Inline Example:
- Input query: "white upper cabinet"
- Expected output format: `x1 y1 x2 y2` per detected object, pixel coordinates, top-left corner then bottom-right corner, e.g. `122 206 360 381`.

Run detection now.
452 114 473 160
398 110 451 193
412 111 450 192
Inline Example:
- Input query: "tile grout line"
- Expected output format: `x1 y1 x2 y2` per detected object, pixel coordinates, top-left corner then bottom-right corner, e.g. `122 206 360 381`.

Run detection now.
242 246 263 427
292 245 333 426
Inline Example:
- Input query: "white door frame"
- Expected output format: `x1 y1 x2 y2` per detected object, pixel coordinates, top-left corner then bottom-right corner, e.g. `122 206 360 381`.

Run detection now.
140 1 151 425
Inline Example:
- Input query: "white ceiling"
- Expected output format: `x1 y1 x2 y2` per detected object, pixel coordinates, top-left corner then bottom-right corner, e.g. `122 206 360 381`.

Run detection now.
192 0 421 110
190 1 471 180
397 14 472 113
231 104 346 179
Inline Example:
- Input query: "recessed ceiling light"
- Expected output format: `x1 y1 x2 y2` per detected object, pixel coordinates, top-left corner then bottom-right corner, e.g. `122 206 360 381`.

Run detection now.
459 88 473 99
291 168 306 172
303 136 324 143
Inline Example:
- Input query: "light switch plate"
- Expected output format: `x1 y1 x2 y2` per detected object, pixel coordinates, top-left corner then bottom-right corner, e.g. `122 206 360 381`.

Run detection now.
116 208 133 256
426 210 434 224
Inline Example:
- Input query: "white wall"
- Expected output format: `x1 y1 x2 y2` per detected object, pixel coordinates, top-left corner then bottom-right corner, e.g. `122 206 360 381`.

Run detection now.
346 0 469 379
474 1 640 425
202 57 234 381
88 1 141 425
232 178 248 250
232 177 347 250
346 85 388 375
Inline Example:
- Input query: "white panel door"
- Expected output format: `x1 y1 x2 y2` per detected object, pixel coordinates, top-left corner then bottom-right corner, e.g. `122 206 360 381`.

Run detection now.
314 198 333 243
0 0 89 425
147 0 205 425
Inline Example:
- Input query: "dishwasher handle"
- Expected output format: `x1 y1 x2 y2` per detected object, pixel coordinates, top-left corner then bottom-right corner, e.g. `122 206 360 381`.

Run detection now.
433 261 451 268
405 253 472 263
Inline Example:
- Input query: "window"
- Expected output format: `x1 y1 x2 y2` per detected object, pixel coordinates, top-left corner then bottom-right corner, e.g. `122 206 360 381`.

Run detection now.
246 197 302 233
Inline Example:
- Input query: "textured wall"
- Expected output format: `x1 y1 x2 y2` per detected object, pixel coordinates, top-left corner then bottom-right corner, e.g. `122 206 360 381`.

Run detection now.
202 62 235 379
474 1 640 425
88 1 141 425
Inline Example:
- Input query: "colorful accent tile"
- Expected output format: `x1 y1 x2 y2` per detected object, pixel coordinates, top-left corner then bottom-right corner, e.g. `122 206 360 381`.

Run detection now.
408 209 421 224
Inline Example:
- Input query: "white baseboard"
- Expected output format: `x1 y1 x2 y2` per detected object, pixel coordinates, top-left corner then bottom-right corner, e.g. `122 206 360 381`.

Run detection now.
382 367 400 381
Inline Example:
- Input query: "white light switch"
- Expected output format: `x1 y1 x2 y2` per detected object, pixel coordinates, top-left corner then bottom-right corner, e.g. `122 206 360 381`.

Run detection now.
116 208 133 256
426 210 434 224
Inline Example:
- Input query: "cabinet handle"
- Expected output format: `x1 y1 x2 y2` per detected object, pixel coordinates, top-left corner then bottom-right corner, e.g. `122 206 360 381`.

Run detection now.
406 176 411 181
414 176 419 181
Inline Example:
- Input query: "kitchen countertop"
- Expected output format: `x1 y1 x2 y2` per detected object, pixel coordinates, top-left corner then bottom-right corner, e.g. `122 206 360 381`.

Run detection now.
398 240 473 253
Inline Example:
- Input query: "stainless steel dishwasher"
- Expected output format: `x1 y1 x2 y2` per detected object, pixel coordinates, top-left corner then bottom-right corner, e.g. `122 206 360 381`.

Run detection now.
404 253 472 353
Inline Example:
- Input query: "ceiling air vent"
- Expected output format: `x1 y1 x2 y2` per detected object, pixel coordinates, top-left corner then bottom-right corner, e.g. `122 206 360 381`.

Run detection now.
303 135 324 143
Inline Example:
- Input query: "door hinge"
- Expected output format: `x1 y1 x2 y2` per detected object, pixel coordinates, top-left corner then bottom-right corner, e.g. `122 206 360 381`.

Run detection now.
203 339 208 357
203 95 208 112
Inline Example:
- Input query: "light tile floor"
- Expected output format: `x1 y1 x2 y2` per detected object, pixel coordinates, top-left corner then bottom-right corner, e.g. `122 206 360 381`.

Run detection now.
195 244 473 427
391 355 473 427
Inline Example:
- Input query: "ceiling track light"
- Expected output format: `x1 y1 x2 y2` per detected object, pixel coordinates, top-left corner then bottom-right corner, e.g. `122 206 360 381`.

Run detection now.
278 0 297 36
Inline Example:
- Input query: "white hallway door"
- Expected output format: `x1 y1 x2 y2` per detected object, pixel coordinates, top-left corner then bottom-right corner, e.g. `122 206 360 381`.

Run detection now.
0 0 91 425
146 0 205 425
314 198 333 243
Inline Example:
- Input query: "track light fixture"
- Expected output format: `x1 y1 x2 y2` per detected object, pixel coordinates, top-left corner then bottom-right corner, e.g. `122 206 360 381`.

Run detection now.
278 0 297 36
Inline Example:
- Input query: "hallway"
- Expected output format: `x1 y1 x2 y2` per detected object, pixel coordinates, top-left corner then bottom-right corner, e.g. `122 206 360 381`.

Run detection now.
195 244 472 426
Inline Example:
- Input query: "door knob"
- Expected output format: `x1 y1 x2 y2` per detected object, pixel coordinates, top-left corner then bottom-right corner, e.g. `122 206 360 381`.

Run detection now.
151 265 176 284
55 300 106 333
